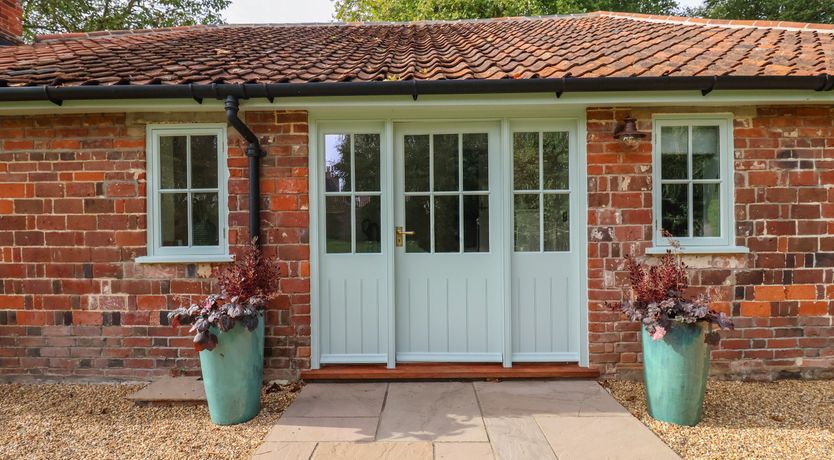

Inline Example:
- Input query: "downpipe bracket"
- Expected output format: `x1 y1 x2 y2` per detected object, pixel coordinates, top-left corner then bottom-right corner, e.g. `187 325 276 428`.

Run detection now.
246 144 266 158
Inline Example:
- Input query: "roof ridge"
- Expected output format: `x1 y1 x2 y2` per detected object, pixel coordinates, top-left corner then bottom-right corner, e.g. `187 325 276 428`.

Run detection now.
28 10 834 45
595 10 834 34
33 13 603 43
35 24 216 43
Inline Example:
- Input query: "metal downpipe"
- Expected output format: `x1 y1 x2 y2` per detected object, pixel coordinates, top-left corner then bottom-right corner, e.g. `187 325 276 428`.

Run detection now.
224 95 264 245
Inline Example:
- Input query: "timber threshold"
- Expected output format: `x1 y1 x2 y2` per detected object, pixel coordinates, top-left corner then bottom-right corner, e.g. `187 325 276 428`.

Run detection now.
301 363 599 381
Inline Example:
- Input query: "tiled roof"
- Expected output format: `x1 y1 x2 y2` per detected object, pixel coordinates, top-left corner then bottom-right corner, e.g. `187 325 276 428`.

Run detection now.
0 11 833 88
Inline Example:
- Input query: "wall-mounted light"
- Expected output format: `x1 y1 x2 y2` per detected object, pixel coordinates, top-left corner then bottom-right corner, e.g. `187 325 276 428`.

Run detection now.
613 116 647 148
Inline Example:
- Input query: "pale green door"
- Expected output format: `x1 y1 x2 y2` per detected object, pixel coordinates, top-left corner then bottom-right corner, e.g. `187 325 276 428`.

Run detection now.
317 122 390 364
316 118 582 367
510 120 581 362
393 122 504 362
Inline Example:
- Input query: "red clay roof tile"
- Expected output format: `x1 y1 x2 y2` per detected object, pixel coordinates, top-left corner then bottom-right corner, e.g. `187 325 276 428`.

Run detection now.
0 12 833 88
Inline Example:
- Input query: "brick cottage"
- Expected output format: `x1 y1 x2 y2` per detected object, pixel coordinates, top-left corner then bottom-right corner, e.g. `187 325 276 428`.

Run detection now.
0 3 832 381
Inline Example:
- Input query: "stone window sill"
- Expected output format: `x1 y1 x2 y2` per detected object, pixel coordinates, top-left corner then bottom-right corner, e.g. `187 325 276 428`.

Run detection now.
644 246 750 256
134 254 234 264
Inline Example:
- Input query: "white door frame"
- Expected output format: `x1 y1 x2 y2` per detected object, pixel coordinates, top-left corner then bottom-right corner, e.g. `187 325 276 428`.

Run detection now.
309 111 589 370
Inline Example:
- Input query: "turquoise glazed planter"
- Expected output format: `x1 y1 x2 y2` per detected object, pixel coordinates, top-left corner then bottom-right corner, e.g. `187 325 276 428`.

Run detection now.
199 316 264 425
642 322 710 426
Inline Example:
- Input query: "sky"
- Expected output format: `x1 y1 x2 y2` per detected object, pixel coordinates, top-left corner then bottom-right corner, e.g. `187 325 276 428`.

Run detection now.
223 0 705 24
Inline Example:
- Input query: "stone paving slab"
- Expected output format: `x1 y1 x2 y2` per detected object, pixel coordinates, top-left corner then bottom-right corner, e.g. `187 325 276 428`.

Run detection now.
127 376 205 403
577 392 632 417
474 380 630 417
253 381 682 460
536 415 681 459
265 417 379 442
434 442 495 460
313 442 432 460
251 441 317 460
483 416 557 460
283 382 387 418
376 382 488 442
474 381 579 417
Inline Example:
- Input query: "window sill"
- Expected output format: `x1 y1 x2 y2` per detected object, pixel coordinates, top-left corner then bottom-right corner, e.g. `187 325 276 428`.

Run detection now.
135 254 234 264
645 246 750 256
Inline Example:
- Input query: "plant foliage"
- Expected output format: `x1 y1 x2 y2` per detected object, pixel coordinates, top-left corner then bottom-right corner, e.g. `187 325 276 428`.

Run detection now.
168 242 280 352
334 0 834 25
22 0 231 42
334 0 679 22
608 240 734 345
688 0 834 24
215 240 281 302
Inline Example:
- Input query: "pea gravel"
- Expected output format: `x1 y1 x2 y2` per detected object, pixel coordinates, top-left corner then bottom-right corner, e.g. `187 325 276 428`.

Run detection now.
0 382 299 460
606 379 834 460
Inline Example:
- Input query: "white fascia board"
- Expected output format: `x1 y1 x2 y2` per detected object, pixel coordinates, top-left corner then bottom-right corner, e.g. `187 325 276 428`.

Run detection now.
1 90 833 115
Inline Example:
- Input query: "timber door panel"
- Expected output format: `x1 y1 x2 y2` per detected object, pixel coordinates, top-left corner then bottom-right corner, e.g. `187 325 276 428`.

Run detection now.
317 123 390 364
510 121 580 362
394 123 503 362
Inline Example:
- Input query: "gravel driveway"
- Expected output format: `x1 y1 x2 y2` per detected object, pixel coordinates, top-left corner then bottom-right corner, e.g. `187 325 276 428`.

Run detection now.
607 379 834 460
2 380 831 459
0 383 297 460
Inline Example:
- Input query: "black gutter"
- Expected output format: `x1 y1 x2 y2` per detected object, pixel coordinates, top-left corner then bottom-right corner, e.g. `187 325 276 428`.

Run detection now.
0 75 833 103
224 95 264 245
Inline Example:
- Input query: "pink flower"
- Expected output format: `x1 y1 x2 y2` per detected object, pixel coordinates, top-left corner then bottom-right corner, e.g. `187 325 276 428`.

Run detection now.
651 326 667 341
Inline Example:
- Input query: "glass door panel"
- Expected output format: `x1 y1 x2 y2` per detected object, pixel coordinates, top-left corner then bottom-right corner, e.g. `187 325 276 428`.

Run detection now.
323 133 382 254
403 133 490 253
512 130 571 253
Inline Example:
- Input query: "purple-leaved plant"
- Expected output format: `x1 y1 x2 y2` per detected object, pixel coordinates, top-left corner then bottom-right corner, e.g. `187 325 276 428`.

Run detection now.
168 240 280 351
609 239 734 345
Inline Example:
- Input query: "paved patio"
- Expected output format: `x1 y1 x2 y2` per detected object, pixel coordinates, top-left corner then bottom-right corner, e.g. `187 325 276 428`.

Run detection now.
253 380 680 459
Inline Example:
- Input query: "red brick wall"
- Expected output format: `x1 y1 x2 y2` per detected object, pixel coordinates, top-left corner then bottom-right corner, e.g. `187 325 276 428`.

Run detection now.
0 111 310 381
0 0 21 43
588 105 834 380
3 105 833 381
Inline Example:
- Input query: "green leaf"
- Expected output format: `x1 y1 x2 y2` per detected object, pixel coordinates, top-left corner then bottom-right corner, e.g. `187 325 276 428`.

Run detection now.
22 0 232 43
333 0 679 22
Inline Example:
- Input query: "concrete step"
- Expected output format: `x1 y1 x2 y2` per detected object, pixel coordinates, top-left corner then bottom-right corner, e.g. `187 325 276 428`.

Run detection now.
127 376 206 405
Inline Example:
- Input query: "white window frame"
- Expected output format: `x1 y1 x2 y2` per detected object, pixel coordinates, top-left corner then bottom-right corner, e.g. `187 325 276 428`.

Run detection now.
650 114 744 254
136 124 231 264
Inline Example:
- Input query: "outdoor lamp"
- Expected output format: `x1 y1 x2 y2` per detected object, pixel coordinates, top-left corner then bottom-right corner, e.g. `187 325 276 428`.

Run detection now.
613 116 647 148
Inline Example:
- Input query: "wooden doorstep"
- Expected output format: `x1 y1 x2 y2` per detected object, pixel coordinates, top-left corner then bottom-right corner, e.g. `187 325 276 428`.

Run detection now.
301 362 599 381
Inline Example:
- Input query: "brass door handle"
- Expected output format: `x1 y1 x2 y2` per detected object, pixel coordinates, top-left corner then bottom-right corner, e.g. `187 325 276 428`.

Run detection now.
395 226 415 247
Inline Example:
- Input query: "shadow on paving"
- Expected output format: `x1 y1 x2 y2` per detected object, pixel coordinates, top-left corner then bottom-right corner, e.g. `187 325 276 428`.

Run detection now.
256 380 680 459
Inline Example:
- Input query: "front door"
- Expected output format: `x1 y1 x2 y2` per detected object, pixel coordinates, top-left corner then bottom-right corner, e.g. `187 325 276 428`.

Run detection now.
393 123 503 362
315 117 583 368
